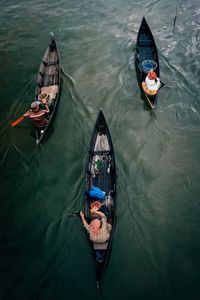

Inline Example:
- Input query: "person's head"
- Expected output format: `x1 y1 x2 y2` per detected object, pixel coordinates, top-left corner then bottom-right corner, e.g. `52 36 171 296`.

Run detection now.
148 70 157 80
31 101 40 112
89 218 101 236
91 201 101 210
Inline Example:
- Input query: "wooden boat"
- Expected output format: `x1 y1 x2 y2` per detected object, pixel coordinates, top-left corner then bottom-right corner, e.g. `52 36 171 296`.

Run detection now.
135 17 163 108
34 37 60 145
83 109 116 289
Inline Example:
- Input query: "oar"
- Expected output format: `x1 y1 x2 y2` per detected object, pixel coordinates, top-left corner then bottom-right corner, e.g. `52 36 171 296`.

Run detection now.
11 116 25 127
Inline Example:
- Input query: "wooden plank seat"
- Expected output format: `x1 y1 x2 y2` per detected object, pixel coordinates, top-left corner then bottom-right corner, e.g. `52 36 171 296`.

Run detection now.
90 150 112 155
42 60 58 66
93 242 108 250
138 40 153 47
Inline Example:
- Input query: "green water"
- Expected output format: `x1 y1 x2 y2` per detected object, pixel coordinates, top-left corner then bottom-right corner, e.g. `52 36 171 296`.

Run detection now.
0 0 200 299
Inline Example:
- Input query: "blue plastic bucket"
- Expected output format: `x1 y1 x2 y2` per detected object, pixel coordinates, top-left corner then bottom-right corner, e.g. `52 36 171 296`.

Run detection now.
142 60 157 73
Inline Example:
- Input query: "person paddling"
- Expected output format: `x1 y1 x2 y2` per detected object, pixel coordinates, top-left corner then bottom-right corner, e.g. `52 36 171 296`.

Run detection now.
80 208 112 243
142 70 161 96
23 99 49 129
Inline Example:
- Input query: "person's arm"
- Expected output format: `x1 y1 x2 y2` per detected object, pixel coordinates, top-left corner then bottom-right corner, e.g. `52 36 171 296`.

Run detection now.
43 104 49 114
157 78 161 84
40 98 50 113
23 111 30 117
80 211 89 229
90 208 105 218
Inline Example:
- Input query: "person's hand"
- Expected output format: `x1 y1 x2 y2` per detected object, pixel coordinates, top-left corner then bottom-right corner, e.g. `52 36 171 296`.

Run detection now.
80 211 84 218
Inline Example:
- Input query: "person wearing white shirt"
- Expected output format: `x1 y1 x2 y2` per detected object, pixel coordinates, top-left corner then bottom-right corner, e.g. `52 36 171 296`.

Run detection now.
142 70 161 95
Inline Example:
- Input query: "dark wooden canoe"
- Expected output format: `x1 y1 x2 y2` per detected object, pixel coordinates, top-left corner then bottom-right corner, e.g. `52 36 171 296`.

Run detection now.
135 17 162 109
83 109 116 289
34 37 60 145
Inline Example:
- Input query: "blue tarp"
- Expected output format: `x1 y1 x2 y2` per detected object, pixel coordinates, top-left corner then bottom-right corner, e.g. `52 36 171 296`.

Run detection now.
88 186 105 201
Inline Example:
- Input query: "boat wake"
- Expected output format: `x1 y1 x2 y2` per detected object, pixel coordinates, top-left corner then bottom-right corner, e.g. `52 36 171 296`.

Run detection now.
60 66 75 86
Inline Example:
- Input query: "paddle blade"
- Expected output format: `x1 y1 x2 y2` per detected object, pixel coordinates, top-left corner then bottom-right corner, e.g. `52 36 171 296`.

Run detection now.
11 116 25 127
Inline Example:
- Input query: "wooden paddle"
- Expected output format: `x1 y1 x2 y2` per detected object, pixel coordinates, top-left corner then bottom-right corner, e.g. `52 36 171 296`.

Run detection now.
11 116 25 127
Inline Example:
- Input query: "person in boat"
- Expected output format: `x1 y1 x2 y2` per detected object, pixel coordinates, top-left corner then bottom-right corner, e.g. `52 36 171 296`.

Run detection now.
80 207 112 243
142 70 161 96
23 99 49 129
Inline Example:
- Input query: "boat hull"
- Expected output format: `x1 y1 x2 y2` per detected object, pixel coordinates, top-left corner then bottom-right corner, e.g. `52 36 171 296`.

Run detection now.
34 38 60 144
83 110 116 288
135 17 160 108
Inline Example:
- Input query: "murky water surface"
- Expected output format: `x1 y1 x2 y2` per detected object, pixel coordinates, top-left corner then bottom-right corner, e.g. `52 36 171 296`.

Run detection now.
0 0 200 299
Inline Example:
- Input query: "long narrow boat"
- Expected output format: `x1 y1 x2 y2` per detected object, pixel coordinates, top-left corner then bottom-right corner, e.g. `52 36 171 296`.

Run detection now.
34 37 60 144
83 109 116 289
135 17 162 109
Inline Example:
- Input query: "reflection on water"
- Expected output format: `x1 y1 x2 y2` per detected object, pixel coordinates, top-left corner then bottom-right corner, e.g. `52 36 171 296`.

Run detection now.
0 0 200 299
